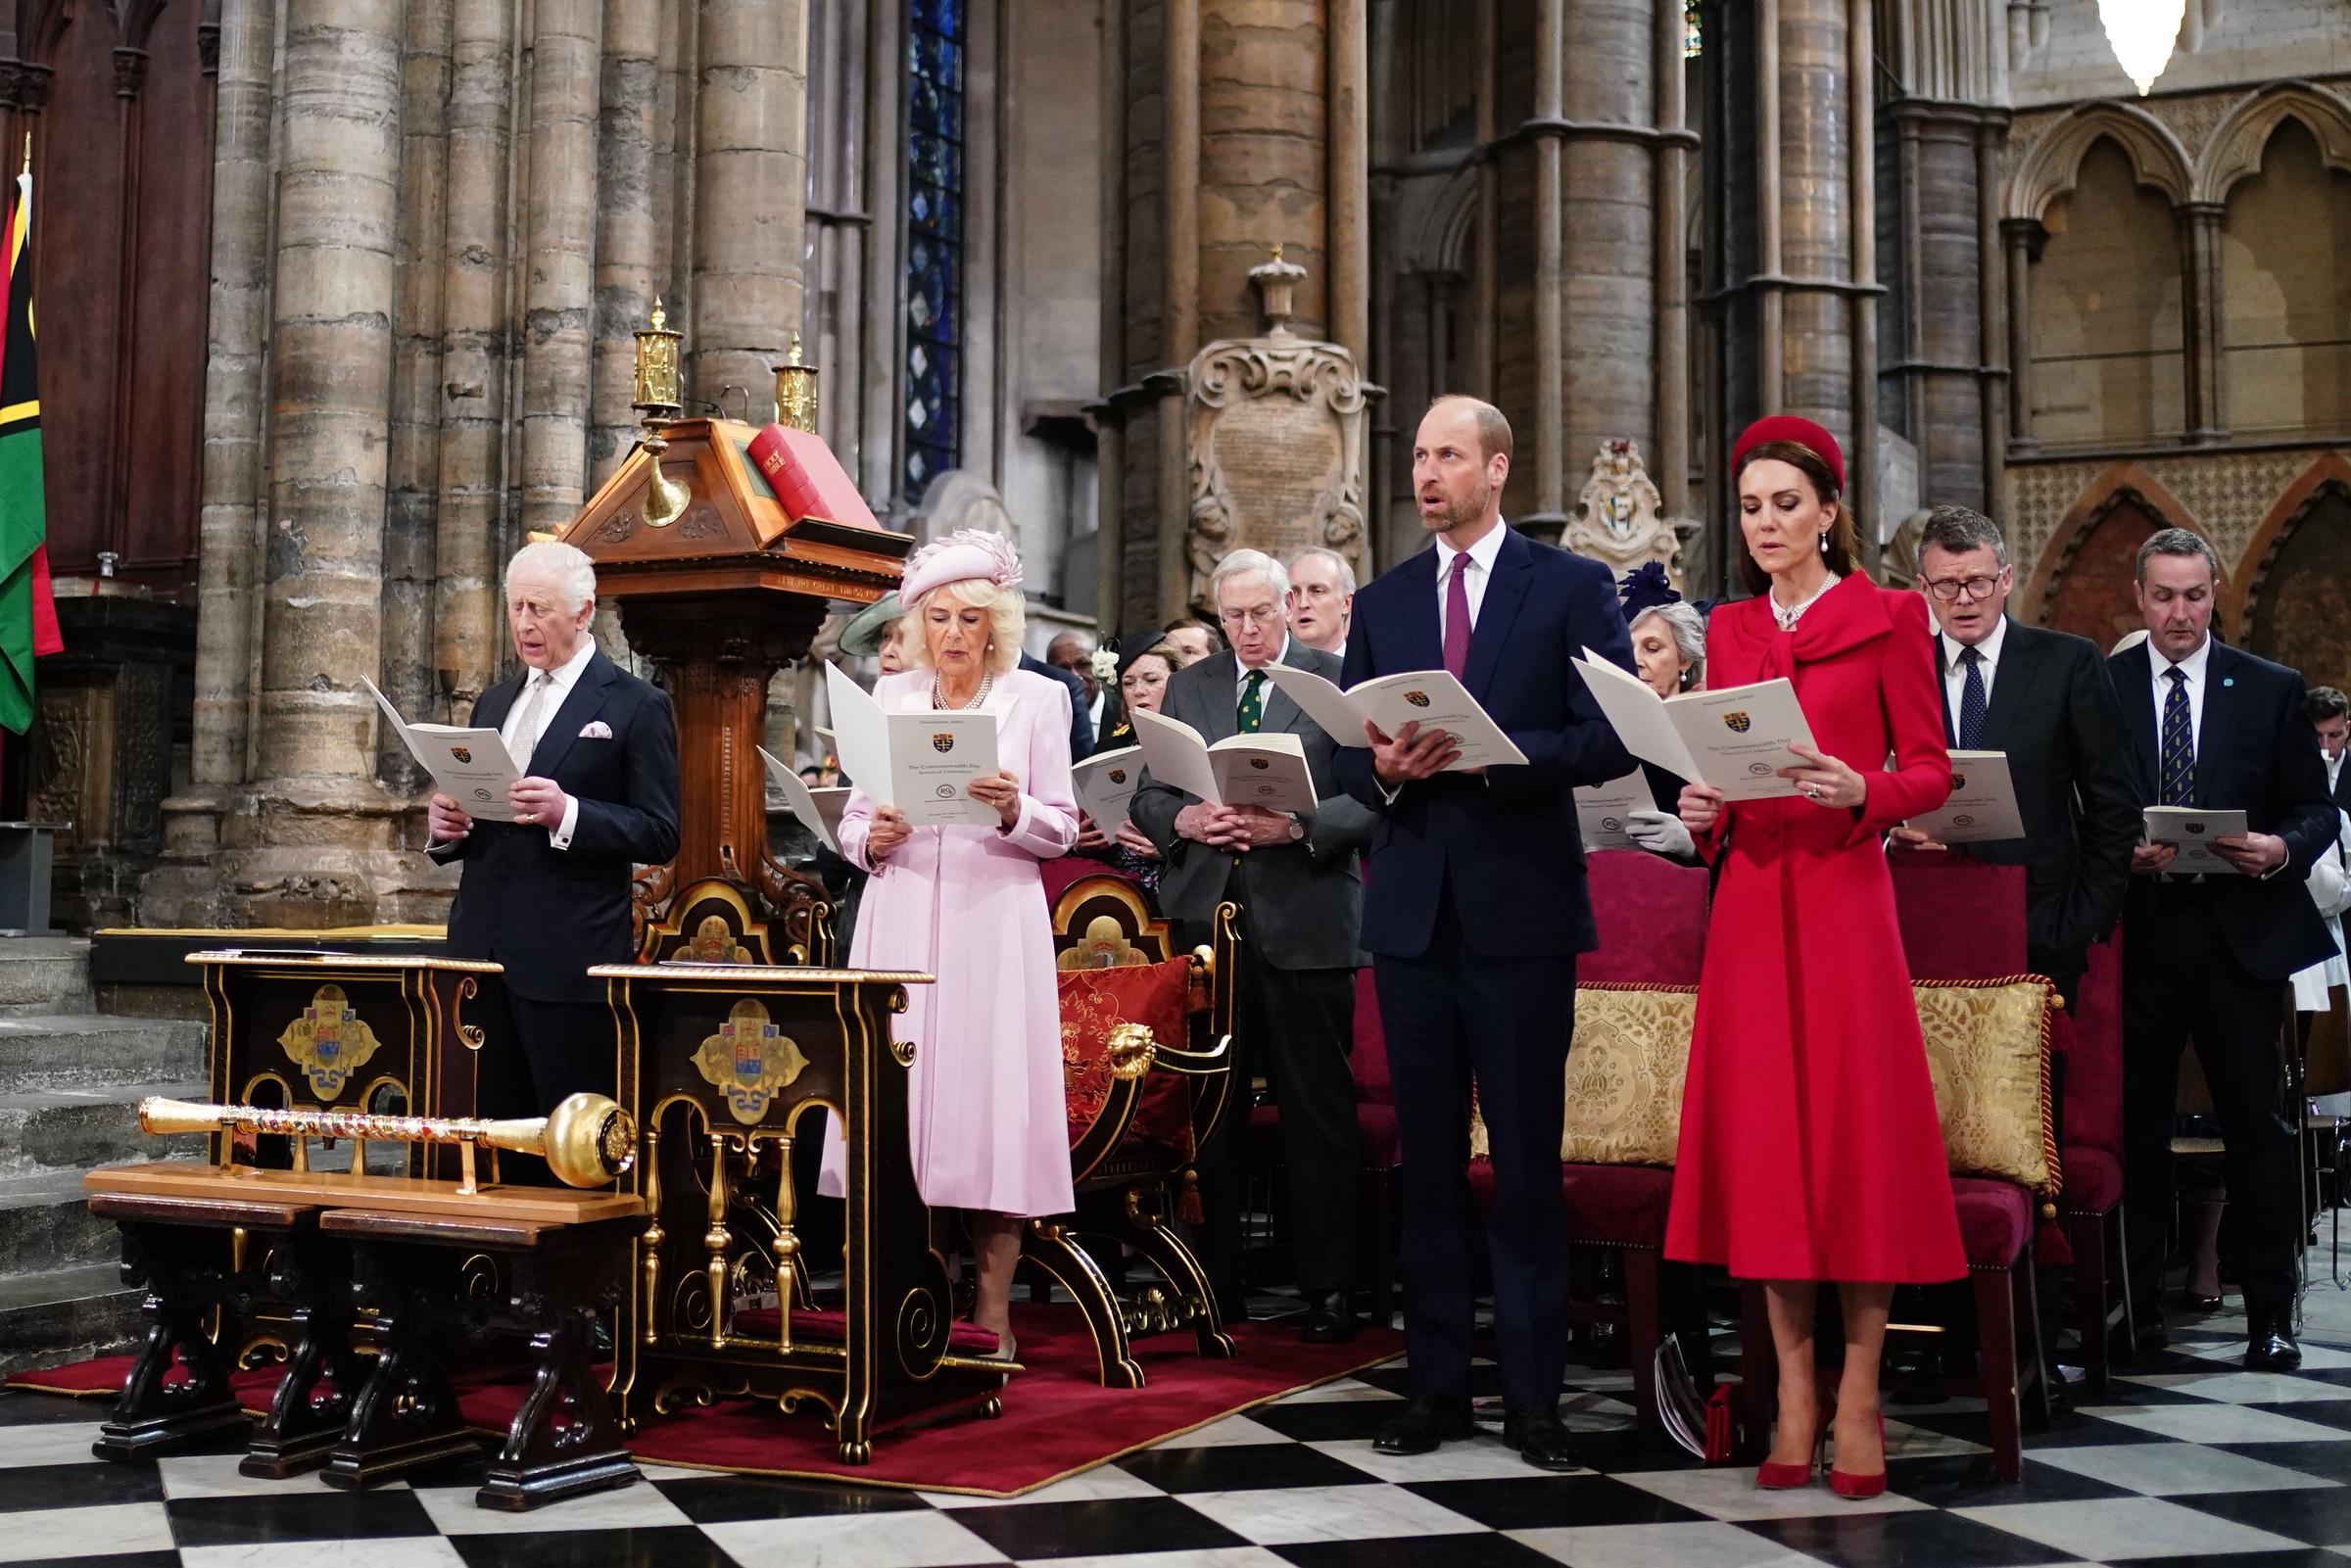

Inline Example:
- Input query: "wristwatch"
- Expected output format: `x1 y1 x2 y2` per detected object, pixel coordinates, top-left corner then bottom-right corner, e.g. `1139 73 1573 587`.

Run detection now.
1285 812 1308 842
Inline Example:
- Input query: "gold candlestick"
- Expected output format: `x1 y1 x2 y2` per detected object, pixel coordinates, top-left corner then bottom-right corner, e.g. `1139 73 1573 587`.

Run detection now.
773 331 819 434
632 299 692 528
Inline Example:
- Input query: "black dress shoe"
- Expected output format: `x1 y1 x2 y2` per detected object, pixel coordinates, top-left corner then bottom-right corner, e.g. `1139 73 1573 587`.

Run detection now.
1299 1292 1359 1345
1372 1393 1474 1455
2246 1307 2303 1371
1502 1402 1583 1472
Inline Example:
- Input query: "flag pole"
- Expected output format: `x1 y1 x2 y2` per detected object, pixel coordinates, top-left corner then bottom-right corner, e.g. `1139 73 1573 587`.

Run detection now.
18 133 24 176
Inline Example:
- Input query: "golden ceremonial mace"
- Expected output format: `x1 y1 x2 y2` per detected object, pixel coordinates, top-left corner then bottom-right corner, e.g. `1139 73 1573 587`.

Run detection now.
136 1093 638 1194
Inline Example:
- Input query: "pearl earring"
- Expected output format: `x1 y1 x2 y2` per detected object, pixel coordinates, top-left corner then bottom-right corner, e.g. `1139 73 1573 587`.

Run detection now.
1818 532 1829 553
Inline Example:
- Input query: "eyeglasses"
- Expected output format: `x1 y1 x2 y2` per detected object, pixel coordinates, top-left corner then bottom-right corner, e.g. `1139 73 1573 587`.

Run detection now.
1922 574 2006 602
1217 605 1284 628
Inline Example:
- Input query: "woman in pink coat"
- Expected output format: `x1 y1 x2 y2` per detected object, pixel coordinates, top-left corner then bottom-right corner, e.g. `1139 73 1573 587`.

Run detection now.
825 529 1079 1356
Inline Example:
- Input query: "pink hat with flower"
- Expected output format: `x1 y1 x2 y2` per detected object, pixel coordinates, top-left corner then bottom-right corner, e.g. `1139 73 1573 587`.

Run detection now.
899 528 1026 603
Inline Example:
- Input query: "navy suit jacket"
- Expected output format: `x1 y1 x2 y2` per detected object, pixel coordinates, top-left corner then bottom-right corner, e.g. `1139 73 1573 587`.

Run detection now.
430 648 683 1003
2111 637 2340 982
1023 652 1094 761
1333 526 1636 959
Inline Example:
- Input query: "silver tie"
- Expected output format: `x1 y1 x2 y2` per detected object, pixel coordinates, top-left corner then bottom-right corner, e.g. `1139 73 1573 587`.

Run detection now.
510 672 553 774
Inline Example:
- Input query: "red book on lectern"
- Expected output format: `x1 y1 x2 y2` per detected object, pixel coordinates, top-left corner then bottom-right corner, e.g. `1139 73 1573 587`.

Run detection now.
747 422 880 535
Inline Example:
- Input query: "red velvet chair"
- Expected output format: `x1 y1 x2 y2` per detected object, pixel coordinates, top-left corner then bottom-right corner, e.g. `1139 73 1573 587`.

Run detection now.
2064 934 2132 1392
1746 854 2051 1479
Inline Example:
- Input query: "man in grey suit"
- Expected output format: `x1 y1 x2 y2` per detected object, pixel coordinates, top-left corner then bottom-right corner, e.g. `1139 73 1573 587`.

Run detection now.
1130 548 1378 1343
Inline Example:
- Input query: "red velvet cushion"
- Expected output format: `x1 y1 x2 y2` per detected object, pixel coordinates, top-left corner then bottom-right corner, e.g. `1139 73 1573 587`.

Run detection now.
1890 853 2028 981
1584 850 1709 985
2062 1144 2123 1213
1060 958 1194 1156
1559 1164 1675 1246
1356 1104 1400 1170
1350 968 1391 1106
2063 935 2126 1159
1950 1176 2033 1266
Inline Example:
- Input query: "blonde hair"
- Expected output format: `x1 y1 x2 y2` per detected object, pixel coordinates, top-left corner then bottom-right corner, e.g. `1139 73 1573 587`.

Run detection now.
907 577 1025 677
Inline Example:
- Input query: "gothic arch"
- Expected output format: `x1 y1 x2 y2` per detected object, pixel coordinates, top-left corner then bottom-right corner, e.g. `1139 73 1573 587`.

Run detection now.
2235 452 2351 646
1407 160 1477 278
2022 463 2213 644
2193 81 2351 205
17 0 77 63
2004 102 2192 224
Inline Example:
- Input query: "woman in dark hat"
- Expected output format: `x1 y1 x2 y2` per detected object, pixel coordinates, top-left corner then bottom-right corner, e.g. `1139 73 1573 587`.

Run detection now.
1070 633 1180 891
1664 415 1963 1499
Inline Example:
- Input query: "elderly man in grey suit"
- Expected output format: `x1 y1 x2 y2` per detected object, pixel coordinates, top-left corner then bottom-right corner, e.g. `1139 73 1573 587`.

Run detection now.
1131 548 1378 1343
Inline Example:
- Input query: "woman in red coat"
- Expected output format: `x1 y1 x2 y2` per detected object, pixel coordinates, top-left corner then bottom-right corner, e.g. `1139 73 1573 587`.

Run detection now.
1665 417 1964 1498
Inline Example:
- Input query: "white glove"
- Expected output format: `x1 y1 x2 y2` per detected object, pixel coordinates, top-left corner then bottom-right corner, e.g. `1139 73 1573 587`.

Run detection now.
1625 808 1696 860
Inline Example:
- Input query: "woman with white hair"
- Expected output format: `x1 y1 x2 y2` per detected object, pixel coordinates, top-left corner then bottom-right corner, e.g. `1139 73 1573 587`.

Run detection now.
819 529 1079 1357
1615 562 1707 860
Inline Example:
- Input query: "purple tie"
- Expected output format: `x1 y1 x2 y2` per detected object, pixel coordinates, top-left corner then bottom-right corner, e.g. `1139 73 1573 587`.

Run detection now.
1443 552 1472 680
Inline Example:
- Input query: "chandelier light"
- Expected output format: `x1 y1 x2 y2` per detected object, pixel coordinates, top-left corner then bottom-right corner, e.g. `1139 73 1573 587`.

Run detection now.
2098 0 2186 95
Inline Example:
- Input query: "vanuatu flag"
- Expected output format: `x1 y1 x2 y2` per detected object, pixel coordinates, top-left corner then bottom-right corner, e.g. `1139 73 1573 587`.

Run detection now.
0 162 60 735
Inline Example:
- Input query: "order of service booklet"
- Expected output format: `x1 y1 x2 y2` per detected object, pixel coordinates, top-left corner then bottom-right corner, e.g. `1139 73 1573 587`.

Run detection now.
758 746 851 855
2144 805 2250 877
822 663 1001 828
1904 750 2027 843
361 677 525 822
1573 649 1819 801
1573 771 1650 850
1129 709 1319 815
1258 666 1527 770
1072 745 1145 831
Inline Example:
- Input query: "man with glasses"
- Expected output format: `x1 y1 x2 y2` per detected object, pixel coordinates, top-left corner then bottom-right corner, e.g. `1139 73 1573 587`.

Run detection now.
1130 548 1377 1342
1898 505 2139 1010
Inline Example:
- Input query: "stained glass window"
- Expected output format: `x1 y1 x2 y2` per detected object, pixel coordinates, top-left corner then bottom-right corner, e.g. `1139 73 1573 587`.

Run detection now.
1685 2 1702 58
904 0 965 502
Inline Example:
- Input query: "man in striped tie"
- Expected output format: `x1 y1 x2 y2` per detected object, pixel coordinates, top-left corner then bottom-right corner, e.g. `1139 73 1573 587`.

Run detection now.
2112 528 2341 1369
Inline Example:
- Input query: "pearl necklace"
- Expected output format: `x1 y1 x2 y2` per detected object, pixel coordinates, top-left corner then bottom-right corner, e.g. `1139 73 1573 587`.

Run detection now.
932 671 994 711
1771 572 1840 633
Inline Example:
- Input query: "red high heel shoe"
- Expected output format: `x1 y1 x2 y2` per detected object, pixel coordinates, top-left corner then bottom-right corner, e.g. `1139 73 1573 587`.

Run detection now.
1755 1395 1832 1490
1829 1411 1888 1499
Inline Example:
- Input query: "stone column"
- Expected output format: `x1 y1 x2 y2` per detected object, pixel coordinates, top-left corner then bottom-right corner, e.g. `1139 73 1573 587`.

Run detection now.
1654 1 1691 520
1094 0 1129 624
1155 0 1200 619
2001 216 2041 454
1327 0 1368 363
382 0 453 786
1978 114 2009 515
434 0 518 722
254 0 405 786
591 0 662 487
188 0 277 792
518 0 603 534
2180 201 2228 445
1703 0 1881 575
1884 100 1996 513
689 0 809 409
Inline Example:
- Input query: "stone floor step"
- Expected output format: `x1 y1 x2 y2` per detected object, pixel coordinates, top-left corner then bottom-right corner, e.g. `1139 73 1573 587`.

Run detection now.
0 1082 212 1179
0 1170 124 1270
0 1015 208 1092
0 938 92 1018
0 1260 139 1379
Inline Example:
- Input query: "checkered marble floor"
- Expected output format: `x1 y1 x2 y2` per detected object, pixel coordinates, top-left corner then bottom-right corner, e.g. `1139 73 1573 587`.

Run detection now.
11 1310 2351 1568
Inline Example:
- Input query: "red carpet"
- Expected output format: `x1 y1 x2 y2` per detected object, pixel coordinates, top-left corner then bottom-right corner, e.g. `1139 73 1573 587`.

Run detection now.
6 1304 1403 1497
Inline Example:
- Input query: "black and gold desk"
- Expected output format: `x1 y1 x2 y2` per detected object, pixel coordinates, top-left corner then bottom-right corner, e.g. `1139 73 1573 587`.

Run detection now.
595 962 1010 1462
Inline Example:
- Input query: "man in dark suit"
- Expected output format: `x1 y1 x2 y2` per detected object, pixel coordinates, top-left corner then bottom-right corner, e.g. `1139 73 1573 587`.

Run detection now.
1897 505 2140 1008
1024 649 1094 760
1130 548 1377 1344
2113 528 2339 1369
428 541 682 1147
1333 396 1636 1469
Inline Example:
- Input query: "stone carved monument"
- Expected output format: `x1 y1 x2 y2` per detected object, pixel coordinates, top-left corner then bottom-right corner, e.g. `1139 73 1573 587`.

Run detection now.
1566 439 1694 592
1183 250 1369 610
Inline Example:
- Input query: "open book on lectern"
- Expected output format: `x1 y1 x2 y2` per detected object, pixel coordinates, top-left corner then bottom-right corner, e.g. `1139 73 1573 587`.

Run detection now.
1572 649 1818 801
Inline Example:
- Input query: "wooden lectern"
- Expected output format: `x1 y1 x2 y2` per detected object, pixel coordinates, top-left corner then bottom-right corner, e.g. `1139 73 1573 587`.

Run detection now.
557 328 909 969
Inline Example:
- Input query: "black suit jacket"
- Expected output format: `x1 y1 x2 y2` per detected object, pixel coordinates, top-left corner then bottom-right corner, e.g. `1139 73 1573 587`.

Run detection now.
2111 638 2340 982
1023 652 1094 761
1934 618 2141 1001
1333 526 1636 959
430 648 683 1002
1128 641 1378 972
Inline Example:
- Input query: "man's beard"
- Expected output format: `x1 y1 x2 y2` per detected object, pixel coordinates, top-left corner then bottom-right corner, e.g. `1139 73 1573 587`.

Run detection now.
1425 477 1492 534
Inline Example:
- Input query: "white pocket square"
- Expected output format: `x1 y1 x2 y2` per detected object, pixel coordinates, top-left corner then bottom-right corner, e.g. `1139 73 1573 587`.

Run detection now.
579 720 613 739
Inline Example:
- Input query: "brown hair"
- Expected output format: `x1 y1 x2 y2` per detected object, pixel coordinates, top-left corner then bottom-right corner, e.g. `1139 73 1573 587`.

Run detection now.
1429 395 1514 464
1733 439 1858 596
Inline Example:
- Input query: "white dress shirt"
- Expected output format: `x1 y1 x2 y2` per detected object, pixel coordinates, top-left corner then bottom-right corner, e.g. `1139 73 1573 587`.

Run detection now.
2149 635 2212 759
503 637 598 849
1434 520 1509 643
1940 614 2010 732
1233 635 1293 703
